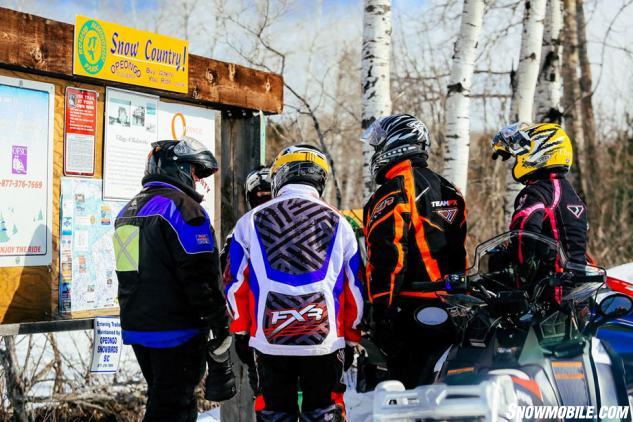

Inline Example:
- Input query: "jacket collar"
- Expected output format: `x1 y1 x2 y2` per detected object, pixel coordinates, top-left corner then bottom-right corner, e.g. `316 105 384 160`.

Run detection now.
276 183 320 199
141 175 204 203
524 170 566 184
383 157 428 181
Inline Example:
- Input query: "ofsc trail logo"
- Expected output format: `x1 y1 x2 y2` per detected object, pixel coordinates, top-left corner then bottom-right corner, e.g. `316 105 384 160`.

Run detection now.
76 20 106 75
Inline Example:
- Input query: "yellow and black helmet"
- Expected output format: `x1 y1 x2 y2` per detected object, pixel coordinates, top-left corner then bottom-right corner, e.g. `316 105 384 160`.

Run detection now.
270 144 330 197
491 122 573 182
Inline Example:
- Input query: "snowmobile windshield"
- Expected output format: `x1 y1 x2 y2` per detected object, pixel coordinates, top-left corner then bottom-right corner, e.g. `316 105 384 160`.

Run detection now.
467 231 563 277
466 231 606 287
562 282 603 303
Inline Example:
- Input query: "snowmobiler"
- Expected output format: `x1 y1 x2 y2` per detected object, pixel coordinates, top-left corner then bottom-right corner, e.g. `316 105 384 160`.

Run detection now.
219 165 272 270
492 122 588 265
361 114 468 388
224 145 364 421
114 138 234 421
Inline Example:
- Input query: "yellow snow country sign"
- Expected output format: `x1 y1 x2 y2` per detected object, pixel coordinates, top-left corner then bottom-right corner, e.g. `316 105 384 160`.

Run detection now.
73 16 189 93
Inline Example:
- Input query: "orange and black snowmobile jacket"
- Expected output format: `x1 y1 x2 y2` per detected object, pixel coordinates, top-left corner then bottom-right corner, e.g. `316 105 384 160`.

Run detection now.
363 158 468 306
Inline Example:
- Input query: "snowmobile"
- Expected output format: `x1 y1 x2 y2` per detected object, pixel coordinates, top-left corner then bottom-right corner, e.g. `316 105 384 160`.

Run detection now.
598 273 633 391
371 231 633 421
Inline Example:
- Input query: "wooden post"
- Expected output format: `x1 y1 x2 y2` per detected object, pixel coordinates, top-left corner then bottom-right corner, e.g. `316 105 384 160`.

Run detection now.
220 110 260 422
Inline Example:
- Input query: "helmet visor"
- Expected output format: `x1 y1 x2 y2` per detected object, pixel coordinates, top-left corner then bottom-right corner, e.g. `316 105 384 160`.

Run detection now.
245 169 271 192
173 137 209 156
360 120 387 147
491 122 530 156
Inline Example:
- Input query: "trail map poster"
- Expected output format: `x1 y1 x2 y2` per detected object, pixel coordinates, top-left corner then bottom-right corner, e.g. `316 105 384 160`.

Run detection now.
60 178 122 313
103 88 158 201
157 101 216 220
0 77 54 267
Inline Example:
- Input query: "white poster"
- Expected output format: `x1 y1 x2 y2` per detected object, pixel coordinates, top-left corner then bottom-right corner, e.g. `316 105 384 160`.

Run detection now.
90 317 122 374
103 88 158 201
0 76 54 267
158 101 216 220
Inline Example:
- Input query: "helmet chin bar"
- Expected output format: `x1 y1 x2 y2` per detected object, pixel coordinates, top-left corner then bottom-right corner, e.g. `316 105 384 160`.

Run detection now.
491 150 512 161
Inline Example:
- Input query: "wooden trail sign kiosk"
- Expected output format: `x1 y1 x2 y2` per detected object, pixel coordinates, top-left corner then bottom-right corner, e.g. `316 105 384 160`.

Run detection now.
0 8 282 420
0 7 283 328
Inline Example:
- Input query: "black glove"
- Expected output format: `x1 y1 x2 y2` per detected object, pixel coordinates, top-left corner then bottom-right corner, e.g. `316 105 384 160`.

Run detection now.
207 326 231 361
234 334 254 367
344 344 355 371
204 328 236 402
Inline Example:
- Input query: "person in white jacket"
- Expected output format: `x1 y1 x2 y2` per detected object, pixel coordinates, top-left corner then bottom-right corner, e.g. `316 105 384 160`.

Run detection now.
224 144 364 421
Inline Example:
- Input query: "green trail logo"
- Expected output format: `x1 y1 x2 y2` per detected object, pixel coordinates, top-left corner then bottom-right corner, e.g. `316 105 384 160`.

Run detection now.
77 20 106 75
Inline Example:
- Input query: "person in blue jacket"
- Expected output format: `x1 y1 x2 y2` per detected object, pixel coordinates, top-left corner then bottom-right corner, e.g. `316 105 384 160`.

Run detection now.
113 138 234 421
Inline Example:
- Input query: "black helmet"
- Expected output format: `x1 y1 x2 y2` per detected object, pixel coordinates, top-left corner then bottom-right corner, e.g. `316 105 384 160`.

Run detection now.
270 144 330 197
145 137 218 190
361 114 431 182
244 166 272 209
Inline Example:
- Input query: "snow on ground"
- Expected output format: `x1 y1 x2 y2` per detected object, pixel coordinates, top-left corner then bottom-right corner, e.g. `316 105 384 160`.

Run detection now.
197 407 220 421
345 390 374 422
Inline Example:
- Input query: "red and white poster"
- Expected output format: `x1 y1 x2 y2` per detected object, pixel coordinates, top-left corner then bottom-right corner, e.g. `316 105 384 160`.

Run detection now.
64 87 97 176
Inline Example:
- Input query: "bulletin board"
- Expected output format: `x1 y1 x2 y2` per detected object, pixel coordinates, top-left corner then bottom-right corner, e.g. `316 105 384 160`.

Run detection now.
0 69 217 323
0 69 107 322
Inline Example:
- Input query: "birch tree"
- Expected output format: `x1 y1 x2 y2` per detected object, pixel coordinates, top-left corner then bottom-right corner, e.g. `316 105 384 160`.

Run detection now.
561 0 587 197
362 0 392 201
534 0 563 123
575 0 597 197
442 0 486 196
504 0 547 221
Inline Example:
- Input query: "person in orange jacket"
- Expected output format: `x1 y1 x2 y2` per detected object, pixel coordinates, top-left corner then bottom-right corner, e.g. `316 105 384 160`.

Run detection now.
362 114 468 388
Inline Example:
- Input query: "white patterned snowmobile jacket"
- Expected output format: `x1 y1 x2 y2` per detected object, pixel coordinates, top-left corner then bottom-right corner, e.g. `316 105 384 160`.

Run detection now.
224 184 364 356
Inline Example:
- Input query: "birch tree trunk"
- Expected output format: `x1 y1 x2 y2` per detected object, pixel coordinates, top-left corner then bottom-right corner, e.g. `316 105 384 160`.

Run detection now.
504 0 547 221
362 0 392 201
561 0 588 197
442 0 485 196
575 0 597 197
534 0 563 123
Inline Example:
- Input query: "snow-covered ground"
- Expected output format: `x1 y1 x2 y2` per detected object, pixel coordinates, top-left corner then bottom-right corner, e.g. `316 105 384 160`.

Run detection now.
197 407 220 421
